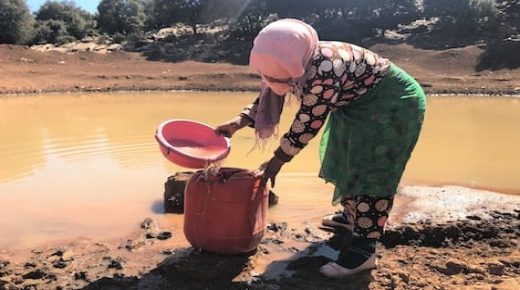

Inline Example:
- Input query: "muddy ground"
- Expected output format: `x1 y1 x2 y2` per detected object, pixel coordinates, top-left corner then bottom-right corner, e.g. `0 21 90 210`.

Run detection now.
0 185 519 290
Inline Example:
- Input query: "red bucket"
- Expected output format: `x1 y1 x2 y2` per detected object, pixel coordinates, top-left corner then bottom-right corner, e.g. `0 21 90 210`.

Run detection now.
184 168 269 254
155 119 230 169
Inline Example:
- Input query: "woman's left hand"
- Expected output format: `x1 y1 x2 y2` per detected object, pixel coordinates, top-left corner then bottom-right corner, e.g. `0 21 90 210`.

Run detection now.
255 155 285 188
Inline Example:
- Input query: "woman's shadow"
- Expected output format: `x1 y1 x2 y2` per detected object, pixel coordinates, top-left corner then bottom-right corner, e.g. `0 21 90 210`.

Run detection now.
80 228 373 290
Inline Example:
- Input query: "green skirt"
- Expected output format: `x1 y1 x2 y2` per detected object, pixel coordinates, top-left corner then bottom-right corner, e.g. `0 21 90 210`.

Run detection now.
319 64 426 204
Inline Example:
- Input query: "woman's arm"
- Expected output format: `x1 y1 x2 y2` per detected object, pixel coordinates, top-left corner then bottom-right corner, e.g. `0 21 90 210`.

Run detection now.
215 97 258 137
275 59 343 161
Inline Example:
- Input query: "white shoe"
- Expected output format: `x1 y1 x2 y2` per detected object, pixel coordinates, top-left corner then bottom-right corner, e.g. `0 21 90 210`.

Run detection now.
321 213 352 230
319 254 377 278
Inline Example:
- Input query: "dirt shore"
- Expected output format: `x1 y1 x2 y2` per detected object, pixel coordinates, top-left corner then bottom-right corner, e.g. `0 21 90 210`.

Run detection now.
1 44 519 290
0 44 519 96
0 186 519 290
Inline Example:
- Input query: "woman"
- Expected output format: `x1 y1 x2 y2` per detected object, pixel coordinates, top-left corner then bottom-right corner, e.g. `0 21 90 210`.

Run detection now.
215 18 426 278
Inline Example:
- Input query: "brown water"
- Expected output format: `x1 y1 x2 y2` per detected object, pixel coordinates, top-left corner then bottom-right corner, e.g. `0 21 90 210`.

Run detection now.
0 92 519 249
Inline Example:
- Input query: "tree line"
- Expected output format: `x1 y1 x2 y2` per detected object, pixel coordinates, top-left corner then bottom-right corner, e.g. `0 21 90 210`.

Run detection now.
0 0 518 47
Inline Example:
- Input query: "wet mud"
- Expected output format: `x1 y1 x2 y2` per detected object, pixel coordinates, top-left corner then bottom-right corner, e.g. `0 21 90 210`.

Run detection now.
1 208 518 290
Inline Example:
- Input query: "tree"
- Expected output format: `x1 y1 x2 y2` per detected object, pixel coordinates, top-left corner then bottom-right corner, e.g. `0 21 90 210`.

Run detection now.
263 0 420 42
178 0 211 34
424 0 499 38
228 0 272 39
97 0 147 35
147 0 240 34
32 19 71 44
146 0 180 29
496 0 519 38
0 0 33 44
35 0 96 41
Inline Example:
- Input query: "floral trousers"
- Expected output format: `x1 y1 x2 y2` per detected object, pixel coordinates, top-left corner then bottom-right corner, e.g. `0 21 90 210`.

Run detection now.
340 195 394 239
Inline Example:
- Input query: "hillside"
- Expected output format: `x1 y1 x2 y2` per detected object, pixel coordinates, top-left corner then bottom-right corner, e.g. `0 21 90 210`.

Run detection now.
0 43 518 96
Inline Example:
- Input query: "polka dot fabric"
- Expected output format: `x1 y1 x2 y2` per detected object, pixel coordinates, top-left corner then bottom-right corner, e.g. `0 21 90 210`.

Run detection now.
279 42 390 156
340 195 395 239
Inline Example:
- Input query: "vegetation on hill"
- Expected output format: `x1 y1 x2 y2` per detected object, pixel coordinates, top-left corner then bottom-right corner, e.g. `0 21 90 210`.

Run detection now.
0 0 518 69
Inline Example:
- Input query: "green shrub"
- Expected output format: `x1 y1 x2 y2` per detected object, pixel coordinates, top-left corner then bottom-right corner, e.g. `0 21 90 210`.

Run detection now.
0 0 34 44
32 0 96 44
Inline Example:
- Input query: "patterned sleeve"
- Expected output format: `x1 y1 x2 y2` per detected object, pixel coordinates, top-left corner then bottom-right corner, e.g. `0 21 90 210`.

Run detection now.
239 96 259 128
276 57 342 160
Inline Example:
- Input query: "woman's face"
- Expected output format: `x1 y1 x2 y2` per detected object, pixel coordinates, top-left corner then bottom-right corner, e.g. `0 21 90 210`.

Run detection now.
261 74 292 95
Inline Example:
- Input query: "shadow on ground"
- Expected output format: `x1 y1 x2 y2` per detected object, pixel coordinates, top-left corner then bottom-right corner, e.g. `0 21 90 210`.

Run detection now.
80 229 373 290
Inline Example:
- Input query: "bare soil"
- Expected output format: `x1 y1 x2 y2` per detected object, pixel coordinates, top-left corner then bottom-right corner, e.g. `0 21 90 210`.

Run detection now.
1 184 519 290
0 44 519 95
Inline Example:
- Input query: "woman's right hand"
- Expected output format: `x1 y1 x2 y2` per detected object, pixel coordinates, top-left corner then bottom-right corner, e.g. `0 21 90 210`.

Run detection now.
215 116 244 138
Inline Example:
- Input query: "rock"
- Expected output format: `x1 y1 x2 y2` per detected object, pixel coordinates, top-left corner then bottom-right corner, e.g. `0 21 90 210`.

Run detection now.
106 257 125 270
61 250 74 262
140 217 156 229
488 263 505 276
145 232 157 239
466 215 482 221
396 271 410 284
23 262 36 269
489 239 515 248
439 261 465 275
141 217 160 238
0 260 9 269
74 271 89 281
164 172 194 213
260 238 284 245
162 249 175 255
122 236 146 251
267 222 288 233
157 231 172 240
21 278 44 289
22 269 47 280
52 260 70 269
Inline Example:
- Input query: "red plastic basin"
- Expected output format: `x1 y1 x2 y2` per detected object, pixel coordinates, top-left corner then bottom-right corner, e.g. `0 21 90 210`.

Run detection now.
155 119 230 168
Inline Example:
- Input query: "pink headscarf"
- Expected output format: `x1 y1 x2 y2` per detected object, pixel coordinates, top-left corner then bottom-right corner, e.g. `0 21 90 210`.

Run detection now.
249 19 319 142
250 18 319 95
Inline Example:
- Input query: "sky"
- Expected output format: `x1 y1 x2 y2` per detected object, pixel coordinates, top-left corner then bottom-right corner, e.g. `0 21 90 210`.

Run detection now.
27 0 101 13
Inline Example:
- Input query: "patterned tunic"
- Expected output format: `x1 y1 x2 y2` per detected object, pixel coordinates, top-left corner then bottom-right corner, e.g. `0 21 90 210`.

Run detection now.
242 41 391 159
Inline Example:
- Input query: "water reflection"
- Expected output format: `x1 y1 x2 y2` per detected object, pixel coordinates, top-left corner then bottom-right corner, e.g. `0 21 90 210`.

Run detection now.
0 92 519 248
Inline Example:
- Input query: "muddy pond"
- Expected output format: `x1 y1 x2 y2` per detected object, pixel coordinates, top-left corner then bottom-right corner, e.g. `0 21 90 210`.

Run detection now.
0 92 519 249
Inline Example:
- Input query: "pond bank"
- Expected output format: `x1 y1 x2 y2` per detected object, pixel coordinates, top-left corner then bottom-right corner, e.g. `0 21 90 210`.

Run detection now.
0 185 519 290
0 44 519 96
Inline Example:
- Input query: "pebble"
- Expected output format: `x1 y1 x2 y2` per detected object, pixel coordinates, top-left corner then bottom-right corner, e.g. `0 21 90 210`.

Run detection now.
23 262 36 269
61 250 74 262
52 260 70 269
157 231 172 240
74 271 88 281
22 269 46 280
106 257 124 270
487 263 505 276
